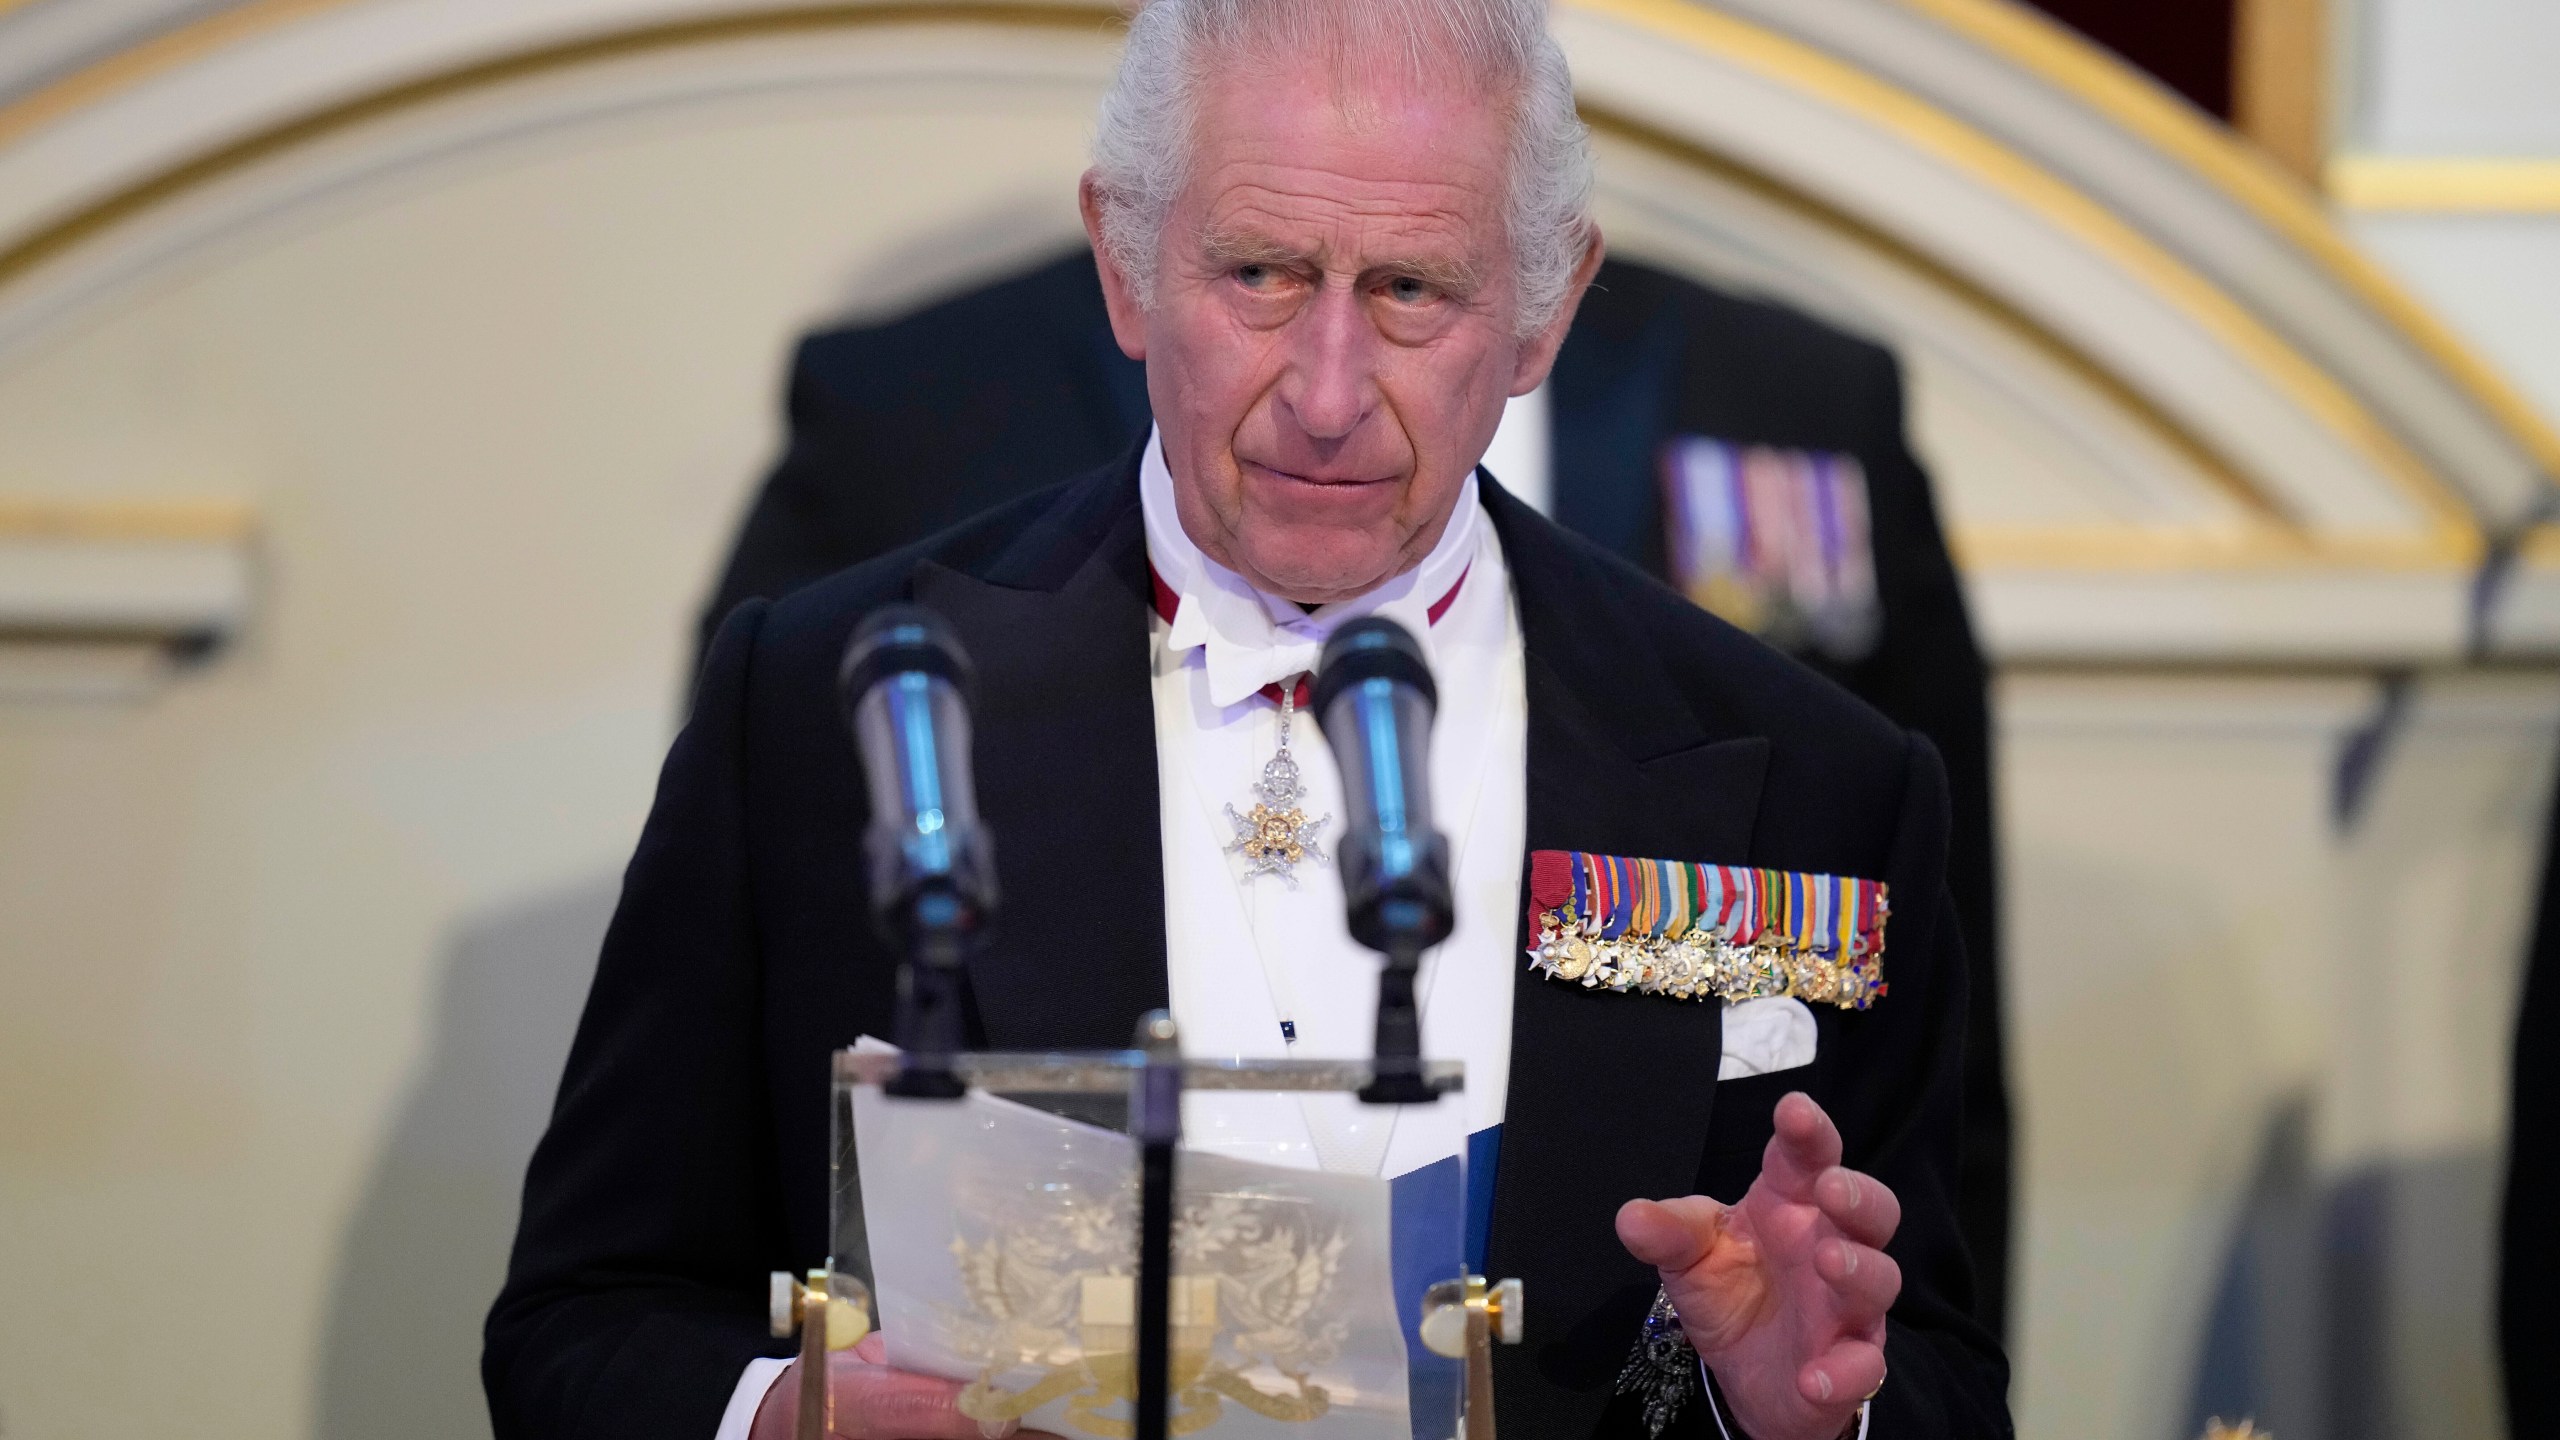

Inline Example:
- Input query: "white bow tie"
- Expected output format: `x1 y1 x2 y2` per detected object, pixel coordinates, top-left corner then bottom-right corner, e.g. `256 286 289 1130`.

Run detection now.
1165 589 1332 709
1137 430 1479 710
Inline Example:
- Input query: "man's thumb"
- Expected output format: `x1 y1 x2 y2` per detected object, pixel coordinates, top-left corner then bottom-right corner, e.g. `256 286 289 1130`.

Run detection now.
1615 1195 1726 1273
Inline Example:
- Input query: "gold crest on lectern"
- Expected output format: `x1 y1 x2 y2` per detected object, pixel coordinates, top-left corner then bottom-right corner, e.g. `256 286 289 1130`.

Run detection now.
946 1189 1345 1436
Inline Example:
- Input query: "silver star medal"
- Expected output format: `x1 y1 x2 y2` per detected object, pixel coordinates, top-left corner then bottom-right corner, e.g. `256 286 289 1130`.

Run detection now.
1224 679 1329 885
1615 1287 1700 1437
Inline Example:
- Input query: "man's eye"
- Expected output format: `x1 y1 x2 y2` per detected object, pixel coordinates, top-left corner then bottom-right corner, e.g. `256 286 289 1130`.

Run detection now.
1235 264 1275 289
1384 276 1437 305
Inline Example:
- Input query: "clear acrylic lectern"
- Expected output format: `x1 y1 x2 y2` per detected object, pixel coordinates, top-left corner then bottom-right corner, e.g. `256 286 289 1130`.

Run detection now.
793 610 1512 1439
771 1043 1519 1440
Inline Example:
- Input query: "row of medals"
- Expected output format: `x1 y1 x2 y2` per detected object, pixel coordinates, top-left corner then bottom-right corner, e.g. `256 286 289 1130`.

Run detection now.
1530 909 1882 1010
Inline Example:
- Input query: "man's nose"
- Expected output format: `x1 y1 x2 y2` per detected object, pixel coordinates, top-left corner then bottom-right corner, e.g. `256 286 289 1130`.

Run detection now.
1276 278 1381 443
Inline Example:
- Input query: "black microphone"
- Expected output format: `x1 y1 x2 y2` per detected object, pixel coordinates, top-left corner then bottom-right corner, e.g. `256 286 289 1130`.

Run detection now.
1312 615 1452 1104
839 604 993 1097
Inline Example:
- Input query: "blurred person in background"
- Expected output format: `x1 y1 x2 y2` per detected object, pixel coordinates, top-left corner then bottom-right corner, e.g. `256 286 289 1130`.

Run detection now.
2504 765 2559 1436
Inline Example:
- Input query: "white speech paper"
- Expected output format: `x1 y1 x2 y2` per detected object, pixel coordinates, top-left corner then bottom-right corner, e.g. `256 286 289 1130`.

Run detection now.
852 1079 1465 1440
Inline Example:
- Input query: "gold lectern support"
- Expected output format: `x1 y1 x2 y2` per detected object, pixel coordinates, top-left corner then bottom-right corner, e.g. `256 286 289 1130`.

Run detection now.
770 1269 874 1440
1421 1273 1524 1440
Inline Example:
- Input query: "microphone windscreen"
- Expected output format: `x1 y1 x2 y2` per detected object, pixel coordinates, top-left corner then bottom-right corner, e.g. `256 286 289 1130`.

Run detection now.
839 603 974 718
1312 615 1437 719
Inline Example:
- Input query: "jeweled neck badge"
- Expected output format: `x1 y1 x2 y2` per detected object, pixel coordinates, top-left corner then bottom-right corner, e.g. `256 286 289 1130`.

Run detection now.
1225 677 1328 885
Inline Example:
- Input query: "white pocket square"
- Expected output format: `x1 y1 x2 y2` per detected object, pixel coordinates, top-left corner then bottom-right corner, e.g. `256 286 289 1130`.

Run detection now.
1718 996 1817 1079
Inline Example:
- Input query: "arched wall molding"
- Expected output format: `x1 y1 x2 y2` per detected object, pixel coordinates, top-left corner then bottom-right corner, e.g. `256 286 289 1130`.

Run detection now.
14 0 2545 522
1570 0 2459 547
1588 113 2283 529
0 0 2552 661
1720 0 2560 529
0 16 2539 1440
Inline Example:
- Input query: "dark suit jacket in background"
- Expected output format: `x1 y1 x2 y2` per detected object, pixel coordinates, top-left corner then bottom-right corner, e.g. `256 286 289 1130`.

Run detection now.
489 456 2010 1439
2503 756 2560 1436
698 249 2014 1335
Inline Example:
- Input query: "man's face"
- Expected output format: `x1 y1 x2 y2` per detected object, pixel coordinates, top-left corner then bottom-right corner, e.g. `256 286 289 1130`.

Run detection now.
1084 61 1597 605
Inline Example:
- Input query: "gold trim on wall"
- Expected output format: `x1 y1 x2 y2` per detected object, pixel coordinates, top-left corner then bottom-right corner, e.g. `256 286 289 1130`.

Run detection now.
1601 110 2497 577
1886 0 2560 483
0 0 2505 577
2232 0 2330 185
0 0 1124 156
1954 523 2454 572
1587 110 2290 533
2511 526 2560 569
0 497 256 542
2330 155 2560 214
1580 0 2474 560
0 3 1123 290
0 0 354 153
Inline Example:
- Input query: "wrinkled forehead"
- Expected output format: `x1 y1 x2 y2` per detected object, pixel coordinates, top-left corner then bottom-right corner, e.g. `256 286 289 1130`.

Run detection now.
1180 60 1517 264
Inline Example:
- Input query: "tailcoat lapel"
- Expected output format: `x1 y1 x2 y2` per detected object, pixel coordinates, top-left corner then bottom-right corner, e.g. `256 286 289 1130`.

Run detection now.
1480 480 1772 1434
911 457 1171 1051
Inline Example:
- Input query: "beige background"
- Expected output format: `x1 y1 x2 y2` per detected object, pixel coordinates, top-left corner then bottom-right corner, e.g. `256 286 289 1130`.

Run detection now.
0 5 2554 1440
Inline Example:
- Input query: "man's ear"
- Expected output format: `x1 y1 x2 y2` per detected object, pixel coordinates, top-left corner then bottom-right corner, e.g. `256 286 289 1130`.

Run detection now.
1080 170 1150 362
1509 222 1607 396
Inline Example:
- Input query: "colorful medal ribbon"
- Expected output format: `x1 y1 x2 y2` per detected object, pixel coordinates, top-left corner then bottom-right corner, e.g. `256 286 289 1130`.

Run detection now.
1659 437 1881 664
1524 850 1888 1010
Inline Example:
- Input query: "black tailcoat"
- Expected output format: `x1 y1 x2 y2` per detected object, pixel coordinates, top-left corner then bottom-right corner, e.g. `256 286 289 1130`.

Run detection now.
488 455 2010 1438
700 250 2012 1334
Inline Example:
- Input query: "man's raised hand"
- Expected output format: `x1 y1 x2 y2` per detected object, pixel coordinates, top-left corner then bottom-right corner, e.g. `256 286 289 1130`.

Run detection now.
1615 1091 1900 1440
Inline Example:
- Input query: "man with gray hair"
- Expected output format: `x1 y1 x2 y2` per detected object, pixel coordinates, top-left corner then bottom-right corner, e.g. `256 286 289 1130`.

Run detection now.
486 2 2009 1437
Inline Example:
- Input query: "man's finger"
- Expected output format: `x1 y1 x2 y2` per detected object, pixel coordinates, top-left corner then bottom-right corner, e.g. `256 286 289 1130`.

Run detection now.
826 1350 1063 1440
1815 1165 1902 1250
1756 1092 1844 1200
1797 1336 1888 1413
829 1356 974 1439
1812 1237 1902 1331
1615 1195 1727 1273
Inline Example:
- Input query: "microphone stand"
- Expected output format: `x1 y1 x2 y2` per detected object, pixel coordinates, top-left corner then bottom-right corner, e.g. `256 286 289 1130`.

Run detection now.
1311 618 1452 1107
841 603 1178 1431
1362 926 1436 1105
884 887 969 1099
840 606 989 1102
1130 1013 1182 1440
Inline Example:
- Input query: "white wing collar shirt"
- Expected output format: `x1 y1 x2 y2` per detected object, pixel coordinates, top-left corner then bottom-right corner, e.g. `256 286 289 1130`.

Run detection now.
1141 427 1528 1181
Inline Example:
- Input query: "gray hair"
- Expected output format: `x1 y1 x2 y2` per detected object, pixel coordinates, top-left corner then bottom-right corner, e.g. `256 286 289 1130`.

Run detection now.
1090 0 1594 338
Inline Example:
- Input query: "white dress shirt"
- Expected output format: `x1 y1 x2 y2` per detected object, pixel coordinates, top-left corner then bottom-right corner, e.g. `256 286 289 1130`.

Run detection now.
1140 429 1527 1178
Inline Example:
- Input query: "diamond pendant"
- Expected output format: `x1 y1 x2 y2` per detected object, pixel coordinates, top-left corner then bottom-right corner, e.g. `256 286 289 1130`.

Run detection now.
1224 680 1328 886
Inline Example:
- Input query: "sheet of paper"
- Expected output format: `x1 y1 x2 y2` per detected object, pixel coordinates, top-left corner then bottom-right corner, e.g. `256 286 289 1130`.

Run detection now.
853 1079 1465 1440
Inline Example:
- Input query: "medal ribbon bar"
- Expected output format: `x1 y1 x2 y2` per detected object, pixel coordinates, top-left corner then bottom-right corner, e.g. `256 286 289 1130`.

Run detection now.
1524 849 1889 1010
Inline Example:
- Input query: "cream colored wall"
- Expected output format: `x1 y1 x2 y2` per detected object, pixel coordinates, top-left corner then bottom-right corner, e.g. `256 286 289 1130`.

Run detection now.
2002 670 2556 1440
0 14 2553 1440
0 43 1104 1439
2346 0 2560 466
